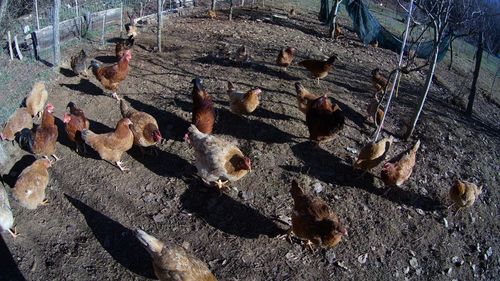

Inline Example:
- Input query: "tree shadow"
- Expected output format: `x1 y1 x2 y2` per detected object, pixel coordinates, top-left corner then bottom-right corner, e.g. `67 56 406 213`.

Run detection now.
64 195 155 279
2 155 36 188
123 96 190 141
330 96 366 129
59 67 77 78
60 79 104 96
215 100 300 122
179 183 283 238
215 108 298 144
0 236 26 281
283 142 444 211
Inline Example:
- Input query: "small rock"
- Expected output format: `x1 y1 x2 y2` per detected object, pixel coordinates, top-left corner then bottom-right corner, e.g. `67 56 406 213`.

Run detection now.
313 182 324 193
486 247 493 257
142 193 156 203
152 213 165 223
409 250 416 257
415 268 423 276
446 267 453 277
403 266 410 274
416 208 425 215
451 256 463 266
238 191 254 201
409 257 418 268
358 253 368 264
334 260 349 271
346 147 358 154
325 250 336 264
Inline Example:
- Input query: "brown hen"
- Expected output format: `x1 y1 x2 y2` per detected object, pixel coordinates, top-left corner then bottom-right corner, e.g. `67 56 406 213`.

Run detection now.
298 54 338 85
90 49 132 100
120 99 162 148
26 81 48 118
354 136 394 173
305 95 345 142
191 78 215 135
227 81 261 115
449 180 482 211
81 118 134 172
136 229 217 281
288 179 347 250
20 103 59 161
185 125 251 189
13 159 52 210
381 140 420 187
63 102 90 153
295 82 319 115
0 108 33 141
276 47 295 71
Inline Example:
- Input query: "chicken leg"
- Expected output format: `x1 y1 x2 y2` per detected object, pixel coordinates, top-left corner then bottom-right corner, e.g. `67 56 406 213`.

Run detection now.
214 179 229 190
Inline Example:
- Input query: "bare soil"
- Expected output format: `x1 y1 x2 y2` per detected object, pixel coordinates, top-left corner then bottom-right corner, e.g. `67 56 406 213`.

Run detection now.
1 6 499 281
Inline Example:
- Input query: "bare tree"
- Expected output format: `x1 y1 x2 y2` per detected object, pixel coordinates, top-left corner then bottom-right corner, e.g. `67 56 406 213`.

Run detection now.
403 0 481 138
466 28 483 115
211 0 216 10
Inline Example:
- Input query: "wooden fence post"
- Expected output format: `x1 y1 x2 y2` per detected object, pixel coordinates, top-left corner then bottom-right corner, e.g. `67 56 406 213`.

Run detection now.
7 31 13 60
120 1 123 35
75 0 81 37
157 0 162 52
53 0 61 67
101 7 107 46
35 0 40 30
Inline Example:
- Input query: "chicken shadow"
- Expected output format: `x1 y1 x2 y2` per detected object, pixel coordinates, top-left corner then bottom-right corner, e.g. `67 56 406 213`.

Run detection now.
0 236 26 281
193 56 300 81
215 108 298 144
64 195 155 279
94 55 118 64
123 96 190 141
60 79 104 96
2 155 36 188
180 183 283 238
59 67 77 78
215 100 300 122
127 145 195 179
330 96 366 130
282 142 443 211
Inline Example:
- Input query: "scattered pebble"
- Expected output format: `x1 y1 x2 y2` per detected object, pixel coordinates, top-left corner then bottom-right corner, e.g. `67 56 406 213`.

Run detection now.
416 208 425 215
152 213 165 223
403 266 410 274
346 147 358 154
443 218 449 228
357 253 368 264
334 260 349 271
409 257 418 268
238 191 254 201
446 267 453 277
313 182 323 193
325 250 336 264
451 256 463 266
486 247 493 257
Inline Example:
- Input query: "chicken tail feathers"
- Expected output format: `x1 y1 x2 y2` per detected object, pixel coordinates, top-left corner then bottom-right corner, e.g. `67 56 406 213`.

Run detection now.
290 179 304 200
411 139 421 155
119 99 134 117
90 60 100 76
17 128 33 152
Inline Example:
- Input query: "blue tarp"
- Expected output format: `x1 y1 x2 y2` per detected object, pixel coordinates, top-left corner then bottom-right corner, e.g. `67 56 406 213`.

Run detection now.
345 0 450 62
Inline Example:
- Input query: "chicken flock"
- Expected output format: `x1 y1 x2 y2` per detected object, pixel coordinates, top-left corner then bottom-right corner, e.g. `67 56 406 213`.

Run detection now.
0 8 484 281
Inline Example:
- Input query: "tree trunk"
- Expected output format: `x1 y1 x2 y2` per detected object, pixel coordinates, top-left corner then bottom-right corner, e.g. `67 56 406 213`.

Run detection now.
53 0 61 67
448 37 454 70
319 0 330 23
328 0 340 38
211 0 216 10
157 0 162 52
466 31 484 116
405 36 440 139
0 0 9 24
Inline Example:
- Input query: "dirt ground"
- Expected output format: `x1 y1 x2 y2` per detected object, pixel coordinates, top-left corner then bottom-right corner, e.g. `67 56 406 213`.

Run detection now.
1 6 499 281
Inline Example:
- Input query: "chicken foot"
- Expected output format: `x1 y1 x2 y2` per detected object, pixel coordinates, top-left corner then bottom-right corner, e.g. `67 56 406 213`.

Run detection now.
41 199 49 205
116 161 129 172
111 92 122 101
214 179 230 190
8 227 19 238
